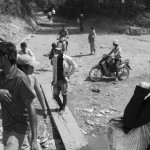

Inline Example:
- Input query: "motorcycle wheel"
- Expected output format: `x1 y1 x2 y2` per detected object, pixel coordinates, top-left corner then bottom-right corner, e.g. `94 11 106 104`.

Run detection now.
118 66 129 80
89 67 102 82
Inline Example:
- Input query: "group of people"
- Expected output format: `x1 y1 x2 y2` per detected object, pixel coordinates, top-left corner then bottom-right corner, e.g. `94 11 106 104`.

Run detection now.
0 32 77 149
47 8 56 21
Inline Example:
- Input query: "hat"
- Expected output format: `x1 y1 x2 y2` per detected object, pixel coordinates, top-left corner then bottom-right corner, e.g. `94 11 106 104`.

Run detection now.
113 39 119 45
17 54 40 67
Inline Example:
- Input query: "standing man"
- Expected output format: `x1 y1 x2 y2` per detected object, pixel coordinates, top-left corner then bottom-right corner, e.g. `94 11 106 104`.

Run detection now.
18 42 35 61
52 47 77 115
52 8 56 19
79 14 84 32
0 42 39 150
88 26 97 54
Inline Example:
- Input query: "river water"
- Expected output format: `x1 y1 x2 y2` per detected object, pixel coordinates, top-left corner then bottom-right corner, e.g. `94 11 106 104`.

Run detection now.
86 133 109 150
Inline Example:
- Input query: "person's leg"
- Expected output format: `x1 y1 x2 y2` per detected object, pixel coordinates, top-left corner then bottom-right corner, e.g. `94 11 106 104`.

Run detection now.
93 41 96 54
3 131 25 150
59 81 68 114
65 40 68 51
115 59 120 81
80 23 83 32
90 43 92 54
123 86 150 130
53 83 63 109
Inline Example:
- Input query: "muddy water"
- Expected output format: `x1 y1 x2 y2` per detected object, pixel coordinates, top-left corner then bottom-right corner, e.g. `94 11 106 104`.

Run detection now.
86 133 109 150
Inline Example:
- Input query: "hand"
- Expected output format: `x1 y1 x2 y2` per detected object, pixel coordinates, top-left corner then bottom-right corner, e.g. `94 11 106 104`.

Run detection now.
0 89 12 104
43 110 48 119
31 140 39 150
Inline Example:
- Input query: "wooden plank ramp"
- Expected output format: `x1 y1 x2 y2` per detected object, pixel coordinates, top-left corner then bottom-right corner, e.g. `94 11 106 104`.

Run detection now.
41 84 89 150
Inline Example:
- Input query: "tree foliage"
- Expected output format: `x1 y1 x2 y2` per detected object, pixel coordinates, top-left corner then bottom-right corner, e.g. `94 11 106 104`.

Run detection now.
0 0 33 17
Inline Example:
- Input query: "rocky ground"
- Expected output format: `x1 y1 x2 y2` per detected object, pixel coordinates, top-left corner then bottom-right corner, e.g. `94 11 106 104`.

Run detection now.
1 12 150 150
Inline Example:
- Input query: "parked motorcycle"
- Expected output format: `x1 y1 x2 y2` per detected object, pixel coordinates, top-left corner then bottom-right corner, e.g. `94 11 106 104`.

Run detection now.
89 54 131 82
57 37 68 51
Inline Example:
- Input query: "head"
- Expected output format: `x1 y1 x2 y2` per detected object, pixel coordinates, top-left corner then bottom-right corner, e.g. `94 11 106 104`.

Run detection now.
52 43 57 49
17 54 39 75
62 25 66 31
55 47 63 56
113 39 119 47
91 26 94 30
0 42 17 69
20 42 27 52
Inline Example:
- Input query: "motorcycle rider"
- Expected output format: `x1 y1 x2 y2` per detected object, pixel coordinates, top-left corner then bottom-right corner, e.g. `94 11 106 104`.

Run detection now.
107 39 122 82
57 25 69 51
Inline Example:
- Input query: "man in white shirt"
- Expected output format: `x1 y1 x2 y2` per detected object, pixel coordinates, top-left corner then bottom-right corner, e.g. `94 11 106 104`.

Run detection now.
18 42 35 61
52 47 77 115
52 8 56 19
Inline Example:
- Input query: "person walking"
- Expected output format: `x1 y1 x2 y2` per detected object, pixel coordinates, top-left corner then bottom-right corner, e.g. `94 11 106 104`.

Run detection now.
17 54 48 119
49 43 57 65
79 14 84 32
52 8 56 19
88 26 97 54
18 42 35 61
52 47 78 115
0 42 39 150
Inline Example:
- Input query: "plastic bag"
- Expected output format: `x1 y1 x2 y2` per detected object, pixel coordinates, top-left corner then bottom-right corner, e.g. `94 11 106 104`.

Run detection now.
107 118 150 150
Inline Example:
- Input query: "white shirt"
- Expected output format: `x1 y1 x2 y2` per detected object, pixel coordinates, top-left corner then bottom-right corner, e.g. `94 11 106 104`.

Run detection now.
18 48 35 61
52 9 56 15
53 54 78 84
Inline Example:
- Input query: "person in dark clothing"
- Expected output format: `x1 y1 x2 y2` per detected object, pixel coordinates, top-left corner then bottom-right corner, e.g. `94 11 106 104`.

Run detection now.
79 14 84 32
49 43 57 65
0 42 39 150
123 82 150 134
52 47 77 115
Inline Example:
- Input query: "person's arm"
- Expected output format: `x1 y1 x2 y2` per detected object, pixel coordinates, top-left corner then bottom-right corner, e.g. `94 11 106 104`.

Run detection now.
28 49 35 61
57 31 61 39
33 76 47 118
107 48 114 56
19 78 39 150
26 101 39 150
66 57 78 77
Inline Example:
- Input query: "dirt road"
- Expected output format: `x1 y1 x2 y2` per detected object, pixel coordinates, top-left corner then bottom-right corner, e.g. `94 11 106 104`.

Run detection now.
25 12 150 149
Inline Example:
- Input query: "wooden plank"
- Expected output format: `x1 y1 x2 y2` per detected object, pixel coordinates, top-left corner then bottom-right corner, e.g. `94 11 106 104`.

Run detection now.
41 84 89 150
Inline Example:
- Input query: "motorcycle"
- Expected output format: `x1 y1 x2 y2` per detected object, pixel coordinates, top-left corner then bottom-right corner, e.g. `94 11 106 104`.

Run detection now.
57 37 68 52
89 54 131 82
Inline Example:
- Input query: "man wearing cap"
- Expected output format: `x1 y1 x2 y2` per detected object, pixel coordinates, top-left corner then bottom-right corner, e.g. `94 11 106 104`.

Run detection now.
107 39 122 82
0 42 39 150
18 42 35 61
17 54 48 119
52 47 77 115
